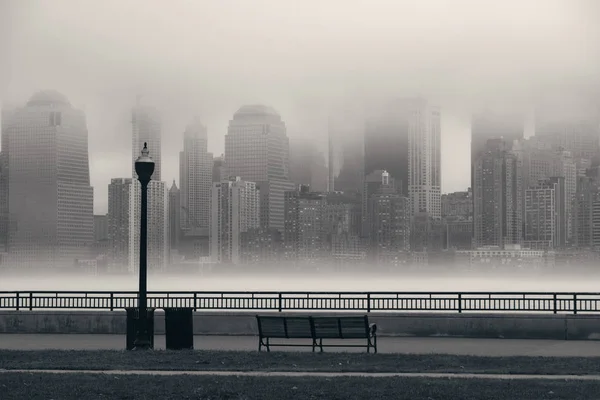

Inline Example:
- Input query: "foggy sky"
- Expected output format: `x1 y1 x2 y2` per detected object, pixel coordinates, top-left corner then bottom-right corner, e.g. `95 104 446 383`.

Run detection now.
0 0 598 213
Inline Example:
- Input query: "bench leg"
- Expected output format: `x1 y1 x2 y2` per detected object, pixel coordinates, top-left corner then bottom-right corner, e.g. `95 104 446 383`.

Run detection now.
319 338 324 353
258 338 262 352
266 337 271 352
312 339 317 353
373 336 377 354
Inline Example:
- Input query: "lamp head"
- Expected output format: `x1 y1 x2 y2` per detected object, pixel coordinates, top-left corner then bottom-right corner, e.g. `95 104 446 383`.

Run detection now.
135 142 155 183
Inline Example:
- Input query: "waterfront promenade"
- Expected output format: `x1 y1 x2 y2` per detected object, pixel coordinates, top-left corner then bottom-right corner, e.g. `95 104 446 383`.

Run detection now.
2 334 599 356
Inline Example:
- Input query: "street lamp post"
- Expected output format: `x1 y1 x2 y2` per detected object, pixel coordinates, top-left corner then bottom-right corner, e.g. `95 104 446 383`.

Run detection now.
134 142 155 350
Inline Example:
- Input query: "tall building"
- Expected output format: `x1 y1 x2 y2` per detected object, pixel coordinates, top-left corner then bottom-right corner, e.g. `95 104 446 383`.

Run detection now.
362 170 397 237
289 138 327 192
473 139 523 248
212 155 226 183
521 140 577 243
0 106 16 255
368 185 411 262
210 177 260 264
168 180 181 252
108 178 132 269
574 167 600 249
284 185 327 264
524 177 566 250
179 119 213 231
93 215 108 242
129 105 168 272
3 91 94 268
407 99 442 219
328 110 364 193
224 105 294 231
364 103 409 196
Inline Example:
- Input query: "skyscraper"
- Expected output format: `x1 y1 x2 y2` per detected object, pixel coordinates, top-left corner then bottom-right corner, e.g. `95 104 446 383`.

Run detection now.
210 177 260 264
224 105 294 231
328 109 364 193
407 99 442 219
3 91 94 268
473 139 523 248
284 185 327 264
108 178 132 270
130 104 168 272
524 177 566 250
289 138 328 192
179 119 213 231
168 180 181 252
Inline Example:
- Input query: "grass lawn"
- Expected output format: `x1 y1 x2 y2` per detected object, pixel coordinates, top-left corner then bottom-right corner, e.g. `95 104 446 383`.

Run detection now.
1 350 600 375
0 372 596 400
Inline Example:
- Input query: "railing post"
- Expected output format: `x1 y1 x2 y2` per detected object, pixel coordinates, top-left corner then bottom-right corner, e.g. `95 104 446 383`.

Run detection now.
553 294 557 314
16 292 20 311
367 293 371 313
278 293 282 312
194 292 197 311
29 292 33 311
458 293 462 314
573 294 578 315
110 293 114 311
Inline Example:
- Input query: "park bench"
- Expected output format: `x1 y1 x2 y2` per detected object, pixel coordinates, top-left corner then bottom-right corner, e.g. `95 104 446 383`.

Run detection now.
256 315 377 353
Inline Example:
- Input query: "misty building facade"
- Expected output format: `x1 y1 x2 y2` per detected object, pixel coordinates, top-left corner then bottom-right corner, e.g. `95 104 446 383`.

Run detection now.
0 106 16 255
129 105 168 272
473 139 523 248
94 214 108 241
212 155 226 183
108 178 132 269
441 190 473 220
289 138 327 192
283 185 327 263
224 105 294 231
524 177 566 250
328 112 364 193
3 91 94 268
179 119 213 231
168 180 181 253
210 177 260 264
368 185 411 263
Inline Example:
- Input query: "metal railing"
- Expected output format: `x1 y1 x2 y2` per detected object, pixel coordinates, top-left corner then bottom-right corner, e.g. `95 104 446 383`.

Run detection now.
0 291 599 314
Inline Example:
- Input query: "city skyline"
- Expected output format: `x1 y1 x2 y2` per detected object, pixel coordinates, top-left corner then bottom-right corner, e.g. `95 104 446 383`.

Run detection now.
4 0 598 214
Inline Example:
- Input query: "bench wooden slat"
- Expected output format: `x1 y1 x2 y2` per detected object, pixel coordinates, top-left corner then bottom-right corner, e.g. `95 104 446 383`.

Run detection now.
285 317 313 338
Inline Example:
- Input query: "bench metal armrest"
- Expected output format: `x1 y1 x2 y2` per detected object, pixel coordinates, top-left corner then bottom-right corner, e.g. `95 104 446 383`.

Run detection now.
369 323 377 337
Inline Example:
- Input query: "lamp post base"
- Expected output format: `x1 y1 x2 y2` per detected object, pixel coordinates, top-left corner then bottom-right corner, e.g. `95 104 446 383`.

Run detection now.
133 332 152 350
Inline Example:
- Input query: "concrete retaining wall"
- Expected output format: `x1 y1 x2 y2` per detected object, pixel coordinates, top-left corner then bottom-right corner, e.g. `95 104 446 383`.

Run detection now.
0 311 599 340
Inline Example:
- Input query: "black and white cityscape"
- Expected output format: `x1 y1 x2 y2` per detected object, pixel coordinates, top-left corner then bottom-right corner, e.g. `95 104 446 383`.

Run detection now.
1 1 600 282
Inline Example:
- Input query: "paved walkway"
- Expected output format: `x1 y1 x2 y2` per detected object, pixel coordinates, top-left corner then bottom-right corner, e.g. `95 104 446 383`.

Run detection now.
2 369 600 380
1 334 600 357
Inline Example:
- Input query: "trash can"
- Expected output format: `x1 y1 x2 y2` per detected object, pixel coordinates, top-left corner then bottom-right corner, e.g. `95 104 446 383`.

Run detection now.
164 308 194 350
126 308 155 350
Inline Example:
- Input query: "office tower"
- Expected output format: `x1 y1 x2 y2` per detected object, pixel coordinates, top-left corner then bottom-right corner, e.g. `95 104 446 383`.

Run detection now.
473 139 523 248
368 184 411 262
364 103 409 196
323 192 364 266
213 155 226 183
4 91 94 268
441 190 473 220
574 168 600 249
328 110 364 193
224 105 294 231
535 103 600 169
179 119 213 231
410 213 445 252
168 180 181 251
0 106 16 255
407 99 442 219
130 104 168 272
93 215 108 242
108 178 132 269
362 170 396 237
210 177 259 264
289 138 328 192
521 139 577 242
283 185 327 264
524 177 566 250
